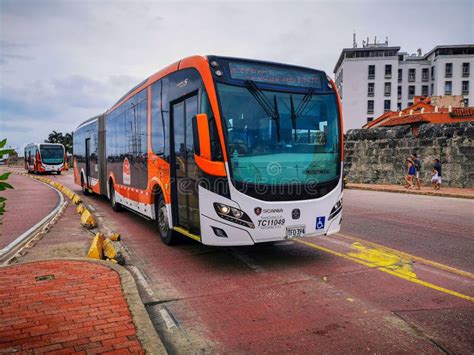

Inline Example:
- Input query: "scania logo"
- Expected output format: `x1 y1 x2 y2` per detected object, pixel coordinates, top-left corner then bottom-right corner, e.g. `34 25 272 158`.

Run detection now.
292 209 300 219
254 207 262 216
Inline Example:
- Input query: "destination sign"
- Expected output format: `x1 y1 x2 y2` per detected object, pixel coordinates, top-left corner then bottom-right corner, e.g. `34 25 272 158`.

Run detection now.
229 62 323 89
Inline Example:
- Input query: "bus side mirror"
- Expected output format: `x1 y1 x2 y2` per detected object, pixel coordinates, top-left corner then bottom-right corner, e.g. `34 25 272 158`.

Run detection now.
193 113 211 160
192 114 226 177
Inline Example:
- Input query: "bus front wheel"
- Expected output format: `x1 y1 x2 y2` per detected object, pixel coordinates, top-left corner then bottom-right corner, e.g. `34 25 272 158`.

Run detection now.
156 194 178 245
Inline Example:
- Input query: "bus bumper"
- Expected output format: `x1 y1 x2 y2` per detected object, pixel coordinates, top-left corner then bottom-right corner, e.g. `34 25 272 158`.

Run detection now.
198 179 343 247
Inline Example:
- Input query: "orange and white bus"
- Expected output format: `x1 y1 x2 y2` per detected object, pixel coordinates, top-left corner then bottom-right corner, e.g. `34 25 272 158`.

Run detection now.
73 55 343 246
25 143 66 174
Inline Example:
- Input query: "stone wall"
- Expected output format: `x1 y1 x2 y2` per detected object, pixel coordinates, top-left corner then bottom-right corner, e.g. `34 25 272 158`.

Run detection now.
344 122 474 188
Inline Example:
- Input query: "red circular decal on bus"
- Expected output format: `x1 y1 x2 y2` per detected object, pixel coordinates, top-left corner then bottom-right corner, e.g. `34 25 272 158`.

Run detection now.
123 158 131 185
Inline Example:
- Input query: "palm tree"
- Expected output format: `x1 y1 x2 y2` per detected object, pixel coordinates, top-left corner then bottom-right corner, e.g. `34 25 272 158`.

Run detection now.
45 130 63 144
63 132 73 154
45 131 73 153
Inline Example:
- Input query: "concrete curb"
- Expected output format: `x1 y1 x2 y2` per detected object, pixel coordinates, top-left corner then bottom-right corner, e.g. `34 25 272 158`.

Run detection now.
346 184 473 200
0 175 67 260
0 258 167 354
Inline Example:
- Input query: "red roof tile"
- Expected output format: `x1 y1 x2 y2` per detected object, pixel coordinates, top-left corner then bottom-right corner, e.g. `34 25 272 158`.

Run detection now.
452 107 474 118
379 115 427 127
364 96 474 129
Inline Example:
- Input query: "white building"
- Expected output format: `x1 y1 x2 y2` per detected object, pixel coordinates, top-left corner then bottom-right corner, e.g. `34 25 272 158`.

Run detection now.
334 39 474 131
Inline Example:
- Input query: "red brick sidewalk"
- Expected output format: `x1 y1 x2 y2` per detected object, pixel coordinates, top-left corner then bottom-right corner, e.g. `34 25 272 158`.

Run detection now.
0 172 59 249
347 183 474 199
0 260 144 354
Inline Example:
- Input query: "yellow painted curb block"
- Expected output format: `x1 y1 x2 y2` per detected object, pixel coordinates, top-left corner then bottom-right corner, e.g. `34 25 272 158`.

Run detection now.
76 203 86 215
28 175 85 204
72 194 81 205
108 232 121 241
103 238 118 259
87 233 104 259
86 232 124 265
80 209 97 229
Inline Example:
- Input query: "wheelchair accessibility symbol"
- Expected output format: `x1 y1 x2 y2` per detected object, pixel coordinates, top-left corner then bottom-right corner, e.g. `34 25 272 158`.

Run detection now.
316 216 325 230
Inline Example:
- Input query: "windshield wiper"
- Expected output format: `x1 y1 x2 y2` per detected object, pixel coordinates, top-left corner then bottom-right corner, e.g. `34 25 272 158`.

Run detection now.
273 95 281 141
296 88 315 116
245 80 281 141
290 95 297 140
290 88 315 141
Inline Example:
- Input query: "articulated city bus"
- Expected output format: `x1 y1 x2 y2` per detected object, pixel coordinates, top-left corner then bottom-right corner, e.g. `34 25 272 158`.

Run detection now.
73 55 343 246
25 143 66 174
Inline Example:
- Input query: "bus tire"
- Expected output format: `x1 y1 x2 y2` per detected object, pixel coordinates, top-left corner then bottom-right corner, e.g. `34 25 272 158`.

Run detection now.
57 171 61 175
81 175 90 196
156 193 178 245
109 182 122 212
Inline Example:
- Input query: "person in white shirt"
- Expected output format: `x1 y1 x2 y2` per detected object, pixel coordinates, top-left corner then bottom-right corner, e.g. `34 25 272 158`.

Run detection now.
431 168 439 189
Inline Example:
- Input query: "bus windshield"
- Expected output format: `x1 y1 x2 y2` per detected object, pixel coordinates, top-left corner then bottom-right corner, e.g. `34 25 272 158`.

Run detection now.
217 83 340 186
40 145 64 165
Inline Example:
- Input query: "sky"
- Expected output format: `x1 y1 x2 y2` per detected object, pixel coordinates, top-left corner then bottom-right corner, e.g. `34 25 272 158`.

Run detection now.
1 0 473 153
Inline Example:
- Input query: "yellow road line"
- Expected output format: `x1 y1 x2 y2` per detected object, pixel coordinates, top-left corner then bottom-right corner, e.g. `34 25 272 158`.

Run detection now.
336 232 474 280
296 239 474 303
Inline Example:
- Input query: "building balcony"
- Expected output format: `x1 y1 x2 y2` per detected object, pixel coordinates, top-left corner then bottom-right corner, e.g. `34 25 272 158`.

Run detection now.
368 92 374 97
445 73 452 78
367 109 374 114
462 90 469 95
384 92 391 97
368 74 375 80
384 74 392 79
462 71 470 77
422 76 429 82
408 77 415 82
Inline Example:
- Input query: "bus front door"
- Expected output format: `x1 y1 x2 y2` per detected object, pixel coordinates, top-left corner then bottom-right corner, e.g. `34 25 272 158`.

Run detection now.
85 138 91 188
170 94 200 234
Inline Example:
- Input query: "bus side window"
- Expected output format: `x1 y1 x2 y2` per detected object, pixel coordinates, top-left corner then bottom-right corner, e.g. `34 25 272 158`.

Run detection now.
162 77 170 160
151 80 165 157
137 89 147 159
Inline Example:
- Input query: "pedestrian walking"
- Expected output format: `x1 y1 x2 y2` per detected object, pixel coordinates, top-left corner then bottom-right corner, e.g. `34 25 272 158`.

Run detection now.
411 153 422 190
432 158 442 190
405 158 416 189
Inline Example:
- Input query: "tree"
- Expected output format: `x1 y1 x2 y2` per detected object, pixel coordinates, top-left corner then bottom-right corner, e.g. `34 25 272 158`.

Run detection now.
0 138 14 218
45 130 73 153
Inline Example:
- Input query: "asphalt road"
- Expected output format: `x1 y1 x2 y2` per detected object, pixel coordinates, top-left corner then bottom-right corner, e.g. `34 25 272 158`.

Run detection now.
341 189 474 273
50 172 474 353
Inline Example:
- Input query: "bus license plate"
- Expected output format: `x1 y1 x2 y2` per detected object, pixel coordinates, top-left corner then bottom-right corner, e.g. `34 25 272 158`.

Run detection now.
286 225 305 239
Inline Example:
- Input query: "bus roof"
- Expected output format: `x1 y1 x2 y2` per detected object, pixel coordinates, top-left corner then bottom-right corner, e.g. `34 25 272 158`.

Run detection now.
75 114 102 130
76 55 329 129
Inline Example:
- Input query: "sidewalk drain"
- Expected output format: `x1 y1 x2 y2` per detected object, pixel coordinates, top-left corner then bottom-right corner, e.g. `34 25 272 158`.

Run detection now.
35 275 55 281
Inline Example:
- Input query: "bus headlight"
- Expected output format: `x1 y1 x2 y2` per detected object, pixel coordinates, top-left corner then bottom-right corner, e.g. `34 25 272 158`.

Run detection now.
231 208 244 219
213 203 255 229
216 203 231 215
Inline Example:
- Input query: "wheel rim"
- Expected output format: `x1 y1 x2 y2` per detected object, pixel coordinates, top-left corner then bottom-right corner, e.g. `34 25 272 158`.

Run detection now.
158 204 168 235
